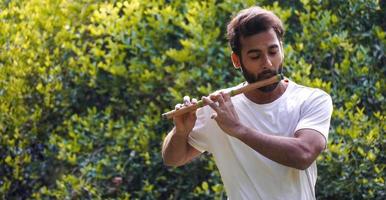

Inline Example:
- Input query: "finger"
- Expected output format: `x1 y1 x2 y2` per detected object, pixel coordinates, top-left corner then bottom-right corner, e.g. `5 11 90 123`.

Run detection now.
202 96 219 112
183 96 191 106
216 94 225 107
191 98 198 104
209 94 217 101
221 91 231 102
175 103 182 110
188 99 198 115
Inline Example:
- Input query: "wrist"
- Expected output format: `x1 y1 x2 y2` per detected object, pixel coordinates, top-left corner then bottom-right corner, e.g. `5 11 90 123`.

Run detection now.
174 127 190 137
232 123 248 139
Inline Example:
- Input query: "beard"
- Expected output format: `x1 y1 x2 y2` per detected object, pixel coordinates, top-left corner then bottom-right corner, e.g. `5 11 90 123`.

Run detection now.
240 62 283 93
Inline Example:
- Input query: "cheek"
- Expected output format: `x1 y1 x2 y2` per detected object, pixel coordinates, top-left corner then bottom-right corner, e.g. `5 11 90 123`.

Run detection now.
273 54 283 65
243 59 262 71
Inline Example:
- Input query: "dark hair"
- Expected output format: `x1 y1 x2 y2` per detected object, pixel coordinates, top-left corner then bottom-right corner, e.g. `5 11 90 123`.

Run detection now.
226 6 284 56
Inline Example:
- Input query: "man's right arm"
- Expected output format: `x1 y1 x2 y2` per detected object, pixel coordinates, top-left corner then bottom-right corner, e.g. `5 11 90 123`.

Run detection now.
162 96 202 167
162 127 201 167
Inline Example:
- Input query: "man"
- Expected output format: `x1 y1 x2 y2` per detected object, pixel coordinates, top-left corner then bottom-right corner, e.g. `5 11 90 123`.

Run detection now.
162 6 333 200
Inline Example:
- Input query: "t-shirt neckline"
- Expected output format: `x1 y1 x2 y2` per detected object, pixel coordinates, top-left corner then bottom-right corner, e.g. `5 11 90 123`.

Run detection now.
241 78 293 107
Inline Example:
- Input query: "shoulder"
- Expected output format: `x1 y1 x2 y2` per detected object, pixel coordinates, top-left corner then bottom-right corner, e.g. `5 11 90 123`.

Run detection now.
288 80 331 102
287 80 333 113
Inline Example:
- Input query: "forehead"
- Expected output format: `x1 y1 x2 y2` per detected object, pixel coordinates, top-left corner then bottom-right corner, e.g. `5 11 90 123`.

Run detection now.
240 28 280 52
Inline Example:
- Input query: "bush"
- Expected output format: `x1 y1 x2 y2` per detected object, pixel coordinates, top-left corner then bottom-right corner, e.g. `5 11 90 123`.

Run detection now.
0 0 384 199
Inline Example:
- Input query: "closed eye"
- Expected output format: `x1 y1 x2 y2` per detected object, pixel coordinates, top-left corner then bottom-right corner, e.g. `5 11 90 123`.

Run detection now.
249 53 260 59
269 51 278 55
250 55 260 59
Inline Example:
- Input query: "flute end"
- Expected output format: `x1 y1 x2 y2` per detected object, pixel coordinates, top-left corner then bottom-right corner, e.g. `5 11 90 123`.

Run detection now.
277 73 284 80
161 113 168 119
162 113 174 120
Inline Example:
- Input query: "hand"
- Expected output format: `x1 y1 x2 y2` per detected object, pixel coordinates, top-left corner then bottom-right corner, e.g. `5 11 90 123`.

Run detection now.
202 91 243 137
173 96 198 136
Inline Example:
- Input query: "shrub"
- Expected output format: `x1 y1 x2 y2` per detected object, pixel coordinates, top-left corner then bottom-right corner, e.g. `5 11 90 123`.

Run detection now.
0 0 384 199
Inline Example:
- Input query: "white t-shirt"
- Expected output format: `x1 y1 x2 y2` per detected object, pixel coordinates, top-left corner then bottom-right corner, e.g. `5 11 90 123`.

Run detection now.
188 79 333 200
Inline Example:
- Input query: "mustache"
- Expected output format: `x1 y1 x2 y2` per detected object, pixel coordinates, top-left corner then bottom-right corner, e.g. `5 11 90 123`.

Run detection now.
256 70 278 80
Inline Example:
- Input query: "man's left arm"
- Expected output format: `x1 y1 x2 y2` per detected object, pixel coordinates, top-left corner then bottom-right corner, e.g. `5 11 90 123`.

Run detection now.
235 127 325 170
202 90 332 170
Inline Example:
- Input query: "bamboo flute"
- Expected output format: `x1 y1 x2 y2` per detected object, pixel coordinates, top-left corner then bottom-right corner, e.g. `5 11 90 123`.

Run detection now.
162 74 283 119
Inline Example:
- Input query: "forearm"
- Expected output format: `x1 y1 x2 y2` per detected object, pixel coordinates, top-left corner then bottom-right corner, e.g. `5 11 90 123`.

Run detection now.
235 125 314 170
162 127 190 166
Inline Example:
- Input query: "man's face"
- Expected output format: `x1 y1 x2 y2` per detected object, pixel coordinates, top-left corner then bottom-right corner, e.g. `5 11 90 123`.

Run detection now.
238 28 284 92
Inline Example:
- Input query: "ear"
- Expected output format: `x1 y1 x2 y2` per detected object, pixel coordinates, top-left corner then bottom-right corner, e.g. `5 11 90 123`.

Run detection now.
231 52 241 69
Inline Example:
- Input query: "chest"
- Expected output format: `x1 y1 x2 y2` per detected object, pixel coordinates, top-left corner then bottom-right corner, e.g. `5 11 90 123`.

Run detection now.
235 97 302 137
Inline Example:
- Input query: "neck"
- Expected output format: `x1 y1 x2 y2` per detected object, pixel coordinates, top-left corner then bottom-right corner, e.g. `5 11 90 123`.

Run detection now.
244 80 288 104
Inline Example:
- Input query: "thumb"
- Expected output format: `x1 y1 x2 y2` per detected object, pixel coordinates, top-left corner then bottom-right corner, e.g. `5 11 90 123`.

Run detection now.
173 115 184 125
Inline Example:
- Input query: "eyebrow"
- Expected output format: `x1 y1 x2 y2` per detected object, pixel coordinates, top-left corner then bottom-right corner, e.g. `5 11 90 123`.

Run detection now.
246 44 279 54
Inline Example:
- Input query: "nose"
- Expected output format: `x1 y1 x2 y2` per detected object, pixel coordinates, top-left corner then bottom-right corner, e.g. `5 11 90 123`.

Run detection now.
262 54 273 68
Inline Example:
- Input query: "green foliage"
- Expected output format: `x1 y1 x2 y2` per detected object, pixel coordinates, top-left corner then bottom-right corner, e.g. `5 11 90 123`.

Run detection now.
0 0 384 199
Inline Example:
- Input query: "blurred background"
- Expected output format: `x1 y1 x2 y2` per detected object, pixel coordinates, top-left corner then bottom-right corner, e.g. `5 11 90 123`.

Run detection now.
0 0 384 199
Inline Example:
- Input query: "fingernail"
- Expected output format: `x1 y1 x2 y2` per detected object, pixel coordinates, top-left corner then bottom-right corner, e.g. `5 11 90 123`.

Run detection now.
211 113 217 119
183 96 190 103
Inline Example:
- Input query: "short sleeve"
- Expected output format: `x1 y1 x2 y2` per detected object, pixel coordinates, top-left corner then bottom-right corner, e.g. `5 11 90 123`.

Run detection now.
188 106 211 153
295 89 333 142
